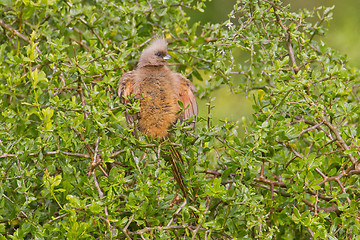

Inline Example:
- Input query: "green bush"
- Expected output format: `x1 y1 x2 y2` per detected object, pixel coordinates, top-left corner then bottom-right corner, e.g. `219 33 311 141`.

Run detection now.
1 0 359 239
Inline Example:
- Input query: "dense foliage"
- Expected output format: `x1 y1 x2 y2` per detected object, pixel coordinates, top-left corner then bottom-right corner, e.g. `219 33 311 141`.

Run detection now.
1 0 359 239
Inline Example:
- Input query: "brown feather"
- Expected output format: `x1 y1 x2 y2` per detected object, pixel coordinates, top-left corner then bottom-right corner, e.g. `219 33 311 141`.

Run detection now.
176 73 198 128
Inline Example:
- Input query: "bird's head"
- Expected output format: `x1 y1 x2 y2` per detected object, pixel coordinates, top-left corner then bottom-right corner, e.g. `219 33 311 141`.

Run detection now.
138 37 172 68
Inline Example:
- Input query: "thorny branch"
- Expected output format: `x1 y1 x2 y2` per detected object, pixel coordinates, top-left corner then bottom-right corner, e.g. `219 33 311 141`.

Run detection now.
256 107 360 215
70 125 95 158
270 2 298 73
0 18 25 41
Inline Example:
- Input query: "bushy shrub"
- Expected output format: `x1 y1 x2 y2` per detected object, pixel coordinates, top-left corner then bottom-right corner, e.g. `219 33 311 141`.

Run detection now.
1 0 359 239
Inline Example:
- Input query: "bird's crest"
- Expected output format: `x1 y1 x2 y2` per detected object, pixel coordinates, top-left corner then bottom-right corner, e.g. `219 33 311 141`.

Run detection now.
146 37 167 53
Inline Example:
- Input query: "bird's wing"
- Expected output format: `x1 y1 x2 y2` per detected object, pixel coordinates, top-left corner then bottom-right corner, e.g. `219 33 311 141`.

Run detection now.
176 73 198 124
118 71 135 103
118 71 137 125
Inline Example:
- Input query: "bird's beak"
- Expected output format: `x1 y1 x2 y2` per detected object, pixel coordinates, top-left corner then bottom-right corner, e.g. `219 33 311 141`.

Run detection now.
163 54 172 60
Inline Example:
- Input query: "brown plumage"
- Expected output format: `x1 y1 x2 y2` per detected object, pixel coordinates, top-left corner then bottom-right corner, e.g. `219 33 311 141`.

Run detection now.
118 37 198 138
118 37 198 199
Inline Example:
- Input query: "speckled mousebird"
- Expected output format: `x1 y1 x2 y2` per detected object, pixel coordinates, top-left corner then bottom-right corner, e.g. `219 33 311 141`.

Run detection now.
118 37 198 137
118 37 198 199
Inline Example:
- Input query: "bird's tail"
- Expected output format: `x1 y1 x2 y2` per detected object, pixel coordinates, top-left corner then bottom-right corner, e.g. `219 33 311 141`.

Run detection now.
168 144 192 200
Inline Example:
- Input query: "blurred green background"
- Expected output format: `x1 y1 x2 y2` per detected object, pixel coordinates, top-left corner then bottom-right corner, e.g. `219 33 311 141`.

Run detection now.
187 0 360 133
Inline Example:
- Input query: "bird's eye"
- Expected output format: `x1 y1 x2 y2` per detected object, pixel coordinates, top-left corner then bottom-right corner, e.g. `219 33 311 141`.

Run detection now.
155 52 163 57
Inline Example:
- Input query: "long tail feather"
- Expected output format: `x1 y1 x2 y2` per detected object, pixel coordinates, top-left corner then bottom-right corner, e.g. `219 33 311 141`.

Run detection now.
169 145 191 200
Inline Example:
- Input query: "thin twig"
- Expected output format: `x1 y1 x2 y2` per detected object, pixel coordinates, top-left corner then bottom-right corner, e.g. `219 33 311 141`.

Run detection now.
93 136 100 164
46 213 69 224
131 151 143 175
92 172 104 199
167 199 187 226
128 225 186 235
70 125 94 158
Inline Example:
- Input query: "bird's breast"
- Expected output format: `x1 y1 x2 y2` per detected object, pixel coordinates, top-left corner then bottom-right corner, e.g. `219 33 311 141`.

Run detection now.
135 68 179 138
139 72 176 100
